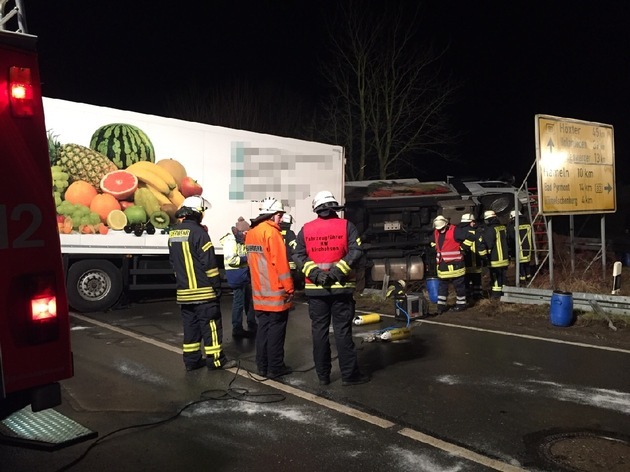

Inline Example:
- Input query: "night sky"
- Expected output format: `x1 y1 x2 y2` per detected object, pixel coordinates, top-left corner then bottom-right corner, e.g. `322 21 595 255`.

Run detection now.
24 1 630 185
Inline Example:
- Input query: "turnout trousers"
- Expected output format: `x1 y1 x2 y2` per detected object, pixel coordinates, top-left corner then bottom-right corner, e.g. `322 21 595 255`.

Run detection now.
181 301 227 369
489 266 508 298
231 283 257 331
308 295 361 382
437 275 467 311
255 309 289 374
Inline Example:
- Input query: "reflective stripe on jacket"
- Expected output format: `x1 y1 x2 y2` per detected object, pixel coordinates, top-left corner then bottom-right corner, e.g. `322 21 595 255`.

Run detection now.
483 221 510 268
245 219 294 312
282 228 297 270
508 221 533 263
168 219 221 303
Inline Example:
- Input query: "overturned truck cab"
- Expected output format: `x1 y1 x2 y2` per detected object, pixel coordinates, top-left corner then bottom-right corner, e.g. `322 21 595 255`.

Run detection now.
344 178 525 287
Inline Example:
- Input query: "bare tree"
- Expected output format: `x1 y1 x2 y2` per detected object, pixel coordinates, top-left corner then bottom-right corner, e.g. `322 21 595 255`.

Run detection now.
318 1 457 180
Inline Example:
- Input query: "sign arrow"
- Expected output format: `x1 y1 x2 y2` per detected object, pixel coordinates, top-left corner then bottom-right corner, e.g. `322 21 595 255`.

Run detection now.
604 183 612 193
547 138 555 153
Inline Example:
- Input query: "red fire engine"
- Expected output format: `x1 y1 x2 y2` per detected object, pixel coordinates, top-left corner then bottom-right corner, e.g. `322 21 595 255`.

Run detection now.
0 2 73 419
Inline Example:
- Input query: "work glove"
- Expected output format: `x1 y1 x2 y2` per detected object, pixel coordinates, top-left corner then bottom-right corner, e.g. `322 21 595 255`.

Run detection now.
308 268 327 286
315 271 331 287
285 292 294 304
309 268 331 286
328 266 346 285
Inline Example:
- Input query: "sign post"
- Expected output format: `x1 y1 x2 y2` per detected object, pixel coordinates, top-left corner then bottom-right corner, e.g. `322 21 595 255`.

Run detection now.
535 115 616 283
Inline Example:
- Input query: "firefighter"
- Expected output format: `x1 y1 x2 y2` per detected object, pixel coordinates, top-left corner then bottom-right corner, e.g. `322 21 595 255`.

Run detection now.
481 210 510 298
220 216 257 338
293 190 369 387
507 210 533 283
168 196 236 371
431 215 470 313
459 213 488 301
280 213 304 290
245 197 294 378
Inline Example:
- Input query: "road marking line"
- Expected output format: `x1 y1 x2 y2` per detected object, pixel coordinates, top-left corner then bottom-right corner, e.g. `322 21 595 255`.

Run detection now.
355 309 630 354
398 428 526 472
419 320 630 354
72 313 181 354
71 311 524 471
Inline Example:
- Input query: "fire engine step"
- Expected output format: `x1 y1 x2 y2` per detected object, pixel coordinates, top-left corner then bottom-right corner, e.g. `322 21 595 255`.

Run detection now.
0 405 97 450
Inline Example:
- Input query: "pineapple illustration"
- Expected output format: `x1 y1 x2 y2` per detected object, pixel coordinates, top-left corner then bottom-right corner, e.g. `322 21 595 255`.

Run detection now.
48 133 118 187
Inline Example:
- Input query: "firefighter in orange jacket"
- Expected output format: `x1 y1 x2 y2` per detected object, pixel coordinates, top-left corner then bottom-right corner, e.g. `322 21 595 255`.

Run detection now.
245 197 294 379
431 215 470 314
294 190 369 387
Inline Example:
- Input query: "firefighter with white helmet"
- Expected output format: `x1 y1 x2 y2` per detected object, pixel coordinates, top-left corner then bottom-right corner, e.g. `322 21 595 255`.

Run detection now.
245 197 294 379
481 209 510 298
507 209 533 282
458 213 487 301
430 215 474 313
169 195 236 371
294 190 369 386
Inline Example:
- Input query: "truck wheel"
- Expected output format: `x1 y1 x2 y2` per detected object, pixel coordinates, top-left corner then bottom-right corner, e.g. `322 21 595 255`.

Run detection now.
66 260 122 313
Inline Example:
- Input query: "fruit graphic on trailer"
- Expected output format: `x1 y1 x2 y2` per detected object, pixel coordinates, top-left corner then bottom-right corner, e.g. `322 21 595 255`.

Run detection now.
100 170 139 200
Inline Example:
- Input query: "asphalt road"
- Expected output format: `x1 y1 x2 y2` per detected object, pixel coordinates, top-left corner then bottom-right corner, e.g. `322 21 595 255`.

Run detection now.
2 293 629 471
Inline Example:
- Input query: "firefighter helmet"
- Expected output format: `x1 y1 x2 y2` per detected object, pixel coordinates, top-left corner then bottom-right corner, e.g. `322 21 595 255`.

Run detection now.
281 213 294 224
483 210 497 221
176 195 210 218
258 197 285 215
433 215 448 230
509 210 522 218
460 213 475 223
312 190 342 212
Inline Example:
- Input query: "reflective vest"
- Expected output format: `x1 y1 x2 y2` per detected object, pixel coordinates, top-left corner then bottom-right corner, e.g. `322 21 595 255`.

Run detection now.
433 225 465 279
245 220 294 312
302 217 355 295
219 231 250 288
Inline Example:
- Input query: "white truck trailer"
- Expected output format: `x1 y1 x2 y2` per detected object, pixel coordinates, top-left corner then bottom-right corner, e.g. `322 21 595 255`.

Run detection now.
42 98 345 312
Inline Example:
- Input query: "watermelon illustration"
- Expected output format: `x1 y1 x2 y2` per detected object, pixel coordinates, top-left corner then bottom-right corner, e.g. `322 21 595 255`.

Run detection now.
90 123 155 169
100 170 139 200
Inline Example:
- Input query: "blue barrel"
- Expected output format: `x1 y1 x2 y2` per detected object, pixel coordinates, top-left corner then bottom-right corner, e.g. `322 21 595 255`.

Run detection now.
550 291 574 327
426 277 439 303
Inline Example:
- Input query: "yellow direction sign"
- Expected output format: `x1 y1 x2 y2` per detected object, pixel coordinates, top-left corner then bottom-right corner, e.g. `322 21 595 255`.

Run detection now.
535 115 616 215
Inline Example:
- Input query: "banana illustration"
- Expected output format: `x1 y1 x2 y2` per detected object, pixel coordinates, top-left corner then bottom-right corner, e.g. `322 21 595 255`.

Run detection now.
127 161 177 190
168 187 186 207
139 182 171 206
126 165 170 194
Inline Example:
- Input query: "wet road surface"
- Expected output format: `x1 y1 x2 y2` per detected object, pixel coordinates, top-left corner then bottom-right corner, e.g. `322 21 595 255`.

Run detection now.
2 294 629 471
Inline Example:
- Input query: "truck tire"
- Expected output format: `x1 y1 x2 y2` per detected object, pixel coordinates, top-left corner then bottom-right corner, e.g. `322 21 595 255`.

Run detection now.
66 260 122 313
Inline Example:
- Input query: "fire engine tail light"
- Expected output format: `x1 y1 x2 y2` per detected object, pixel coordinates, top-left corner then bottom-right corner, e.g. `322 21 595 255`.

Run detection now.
9 66 34 117
23 273 62 344
31 295 58 322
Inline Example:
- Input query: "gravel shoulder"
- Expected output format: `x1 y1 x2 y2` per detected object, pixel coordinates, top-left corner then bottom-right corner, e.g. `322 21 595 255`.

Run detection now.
353 291 630 352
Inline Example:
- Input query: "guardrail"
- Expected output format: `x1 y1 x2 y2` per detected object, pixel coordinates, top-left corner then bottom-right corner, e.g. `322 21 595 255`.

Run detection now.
501 286 630 317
